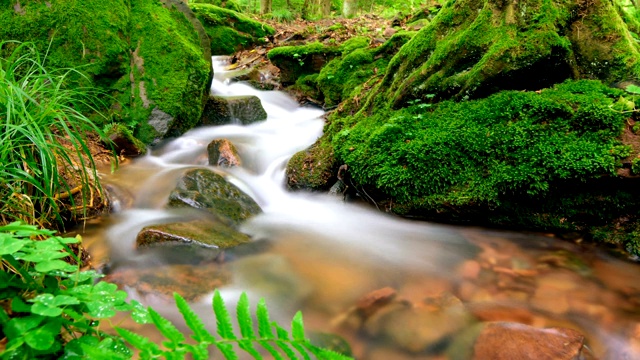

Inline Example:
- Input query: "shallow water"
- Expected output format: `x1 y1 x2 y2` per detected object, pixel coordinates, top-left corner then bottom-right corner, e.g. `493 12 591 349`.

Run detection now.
81 57 640 359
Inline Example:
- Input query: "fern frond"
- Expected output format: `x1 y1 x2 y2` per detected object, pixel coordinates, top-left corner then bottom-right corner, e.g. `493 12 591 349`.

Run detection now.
238 339 263 359
148 307 185 348
213 290 237 340
216 342 239 360
174 293 215 343
291 342 312 360
236 293 256 339
291 312 306 342
275 339 298 360
115 327 161 356
258 340 285 360
256 298 274 339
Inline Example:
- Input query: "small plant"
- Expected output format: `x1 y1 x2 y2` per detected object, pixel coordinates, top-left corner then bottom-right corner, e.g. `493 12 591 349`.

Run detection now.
293 53 305 67
270 8 295 23
116 290 353 360
0 40 110 227
0 222 148 359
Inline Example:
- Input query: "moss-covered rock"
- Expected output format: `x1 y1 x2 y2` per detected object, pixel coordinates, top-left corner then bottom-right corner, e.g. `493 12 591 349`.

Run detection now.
0 0 212 143
190 0 242 12
268 42 342 85
201 95 268 125
168 168 261 226
103 123 147 157
136 219 250 248
375 0 640 108
189 3 275 55
286 139 337 191
325 79 640 255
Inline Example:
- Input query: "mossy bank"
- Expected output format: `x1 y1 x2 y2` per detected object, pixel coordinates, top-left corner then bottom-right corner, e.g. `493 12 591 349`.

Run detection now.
0 0 212 143
280 0 640 256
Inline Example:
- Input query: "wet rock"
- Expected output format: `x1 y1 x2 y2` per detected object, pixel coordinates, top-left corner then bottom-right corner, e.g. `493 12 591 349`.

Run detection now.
363 292 474 353
201 95 267 125
147 108 175 143
207 139 241 167
530 271 581 314
471 322 585 360
135 219 250 249
231 254 312 308
168 168 261 226
104 124 147 157
104 184 135 212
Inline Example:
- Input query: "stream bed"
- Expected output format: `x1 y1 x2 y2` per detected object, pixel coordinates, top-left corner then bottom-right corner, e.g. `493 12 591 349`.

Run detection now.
80 57 640 359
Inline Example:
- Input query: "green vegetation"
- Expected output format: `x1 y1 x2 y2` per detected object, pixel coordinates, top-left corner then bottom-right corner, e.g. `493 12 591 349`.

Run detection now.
0 41 108 228
119 291 351 359
0 223 352 359
190 3 276 55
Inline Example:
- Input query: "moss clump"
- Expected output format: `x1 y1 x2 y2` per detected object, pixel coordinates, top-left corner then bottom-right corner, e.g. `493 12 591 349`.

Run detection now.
374 0 640 108
327 79 640 255
190 4 275 55
0 0 212 143
268 42 342 84
190 0 242 12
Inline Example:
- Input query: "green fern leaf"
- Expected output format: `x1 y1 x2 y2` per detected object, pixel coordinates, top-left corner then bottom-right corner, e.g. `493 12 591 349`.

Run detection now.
290 342 312 360
258 340 285 360
275 324 290 340
115 328 161 355
305 344 354 360
291 312 305 342
238 339 263 359
236 293 255 339
148 307 185 347
256 299 274 339
213 290 236 340
216 342 239 360
185 343 210 360
174 293 215 343
275 339 298 360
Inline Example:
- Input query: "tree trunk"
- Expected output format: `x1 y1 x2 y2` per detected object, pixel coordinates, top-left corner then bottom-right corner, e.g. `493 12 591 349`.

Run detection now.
342 0 357 18
321 0 331 15
260 0 272 14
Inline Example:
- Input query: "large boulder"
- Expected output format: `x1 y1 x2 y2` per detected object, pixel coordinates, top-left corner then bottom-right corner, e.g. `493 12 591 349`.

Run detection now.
135 219 250 249
0 0 212 143
168 168 261 226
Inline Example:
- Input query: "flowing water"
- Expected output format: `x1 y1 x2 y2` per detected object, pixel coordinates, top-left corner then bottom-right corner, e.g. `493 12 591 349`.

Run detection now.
81 57 640 359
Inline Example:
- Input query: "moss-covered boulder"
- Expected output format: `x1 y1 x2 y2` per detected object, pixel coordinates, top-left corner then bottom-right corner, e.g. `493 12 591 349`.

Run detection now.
202 95 268 125
286 139 337 191
136 219 250 248
103 124 147 157
189 3 275 55
375 0 640 108
328 80 640 255
168 168 261 226
0 0 212 144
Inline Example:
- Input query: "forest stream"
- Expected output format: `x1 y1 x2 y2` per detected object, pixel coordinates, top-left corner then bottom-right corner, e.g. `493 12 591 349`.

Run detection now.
77 57 640 359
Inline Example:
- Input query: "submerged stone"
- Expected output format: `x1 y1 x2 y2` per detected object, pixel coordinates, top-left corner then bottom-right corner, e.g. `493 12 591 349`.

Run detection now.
168 168 261 225
135 219 250 249
202 95 268 125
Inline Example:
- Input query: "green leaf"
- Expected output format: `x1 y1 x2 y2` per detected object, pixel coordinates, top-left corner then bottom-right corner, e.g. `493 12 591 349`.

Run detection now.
237 292 255 339
116 327 161 354
275 339 298 360
238 339 263 359
184 343 210 360
256 298 274 339
11 296 32 313
275 324 290 340
291 342 311 360
5 314 44 339
129 300 151 324
174 293 214 343
258 340 284 360
24 319 60 350
291 312 305 342
35 259 75 272
626 84 640 95
148 307 185 346
31 301 63 317
0 234 27 255
85 300 117 319
213 290 236 340
215 342 239 360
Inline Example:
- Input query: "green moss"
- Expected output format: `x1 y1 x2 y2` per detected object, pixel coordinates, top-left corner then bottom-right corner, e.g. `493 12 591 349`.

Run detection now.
374 0 640 108
0 0 211 142
286 140 337 191
190 3 274 55
324 80 640 254
268 42 342 84
338 36 370 54
190 0 242 12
